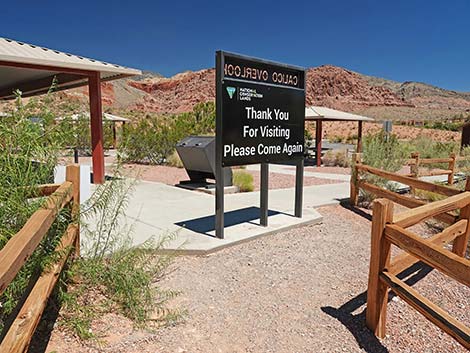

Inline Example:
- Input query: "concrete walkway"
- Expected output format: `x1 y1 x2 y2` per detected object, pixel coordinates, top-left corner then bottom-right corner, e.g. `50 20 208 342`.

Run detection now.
118 180 350 254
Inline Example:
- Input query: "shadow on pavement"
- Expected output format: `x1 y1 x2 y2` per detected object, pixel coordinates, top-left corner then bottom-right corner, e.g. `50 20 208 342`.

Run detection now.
175 206 282 236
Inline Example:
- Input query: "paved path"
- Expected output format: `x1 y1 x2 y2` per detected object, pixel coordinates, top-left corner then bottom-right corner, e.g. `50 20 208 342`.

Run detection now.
106 180 350 254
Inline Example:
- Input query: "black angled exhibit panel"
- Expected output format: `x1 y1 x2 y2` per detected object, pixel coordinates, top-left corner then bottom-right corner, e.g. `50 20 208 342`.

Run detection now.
216 51 306 167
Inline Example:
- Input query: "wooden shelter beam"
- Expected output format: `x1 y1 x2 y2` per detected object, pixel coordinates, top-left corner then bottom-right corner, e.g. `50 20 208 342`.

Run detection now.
88 72 105 184
315 119 323 167
357 120 363 152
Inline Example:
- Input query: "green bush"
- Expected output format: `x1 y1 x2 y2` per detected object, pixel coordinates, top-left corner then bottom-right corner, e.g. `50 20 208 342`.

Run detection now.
402 135 458 159
59 176 182 338
423 120 462 132
323 149 350 167
0 91 71 334
362 131 406 172
167 150 184 168
0 90 181 340
119 102 215 165
359 132 407 203
233 170 254 192
329 135 344 144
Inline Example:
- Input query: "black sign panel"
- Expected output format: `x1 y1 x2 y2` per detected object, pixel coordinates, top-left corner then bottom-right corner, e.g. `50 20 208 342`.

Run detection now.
216 51 306 167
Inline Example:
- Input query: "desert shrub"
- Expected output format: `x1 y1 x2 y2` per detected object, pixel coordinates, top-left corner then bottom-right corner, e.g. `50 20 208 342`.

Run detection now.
402 135 458 159
0 90 180 340
362 131 406 172
322 150 336 166
323 149 350 167
59 174 182 339
424 120 462 132
0 91 72 334
233 170 254 192
329 135 344 143
59 114 115 154
401 135 459 170
120 102 215 164
457 146 470 176
345 134 358 144
167 150 184 168
359 132 407 203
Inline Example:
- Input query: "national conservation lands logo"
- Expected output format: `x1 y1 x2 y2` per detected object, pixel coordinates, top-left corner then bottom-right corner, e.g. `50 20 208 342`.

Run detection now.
226 86 236 99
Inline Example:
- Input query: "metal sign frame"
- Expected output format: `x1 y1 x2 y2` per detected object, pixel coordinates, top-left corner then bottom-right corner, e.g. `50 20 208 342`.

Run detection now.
215 51 306 239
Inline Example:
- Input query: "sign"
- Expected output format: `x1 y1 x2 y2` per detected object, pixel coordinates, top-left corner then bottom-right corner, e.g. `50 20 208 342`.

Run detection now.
216 51 306 167
383 120 393 133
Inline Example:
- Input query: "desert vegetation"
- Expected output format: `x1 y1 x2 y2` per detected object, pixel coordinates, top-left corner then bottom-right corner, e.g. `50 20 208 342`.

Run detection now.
119 102 215 165
0 92 179 344
232 170 255 192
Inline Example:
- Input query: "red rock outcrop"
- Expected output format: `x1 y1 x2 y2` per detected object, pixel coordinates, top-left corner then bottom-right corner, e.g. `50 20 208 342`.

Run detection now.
129 69 215 113
305 65 412 109
127 65 412 114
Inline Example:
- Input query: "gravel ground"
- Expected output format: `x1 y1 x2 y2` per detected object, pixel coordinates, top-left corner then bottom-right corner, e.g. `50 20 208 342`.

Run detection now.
304 166 351 175
246 170 342 191
119 164 342 190
42 205 470 353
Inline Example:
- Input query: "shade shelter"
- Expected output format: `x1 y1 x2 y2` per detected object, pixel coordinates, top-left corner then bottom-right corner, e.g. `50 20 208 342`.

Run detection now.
0 37 141 183
305 106 374 166
57 112 130 149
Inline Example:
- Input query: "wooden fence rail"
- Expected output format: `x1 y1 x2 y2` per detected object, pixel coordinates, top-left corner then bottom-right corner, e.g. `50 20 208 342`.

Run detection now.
366 195 470 350
350 153 468 224
406 152 458 184
0 165 80 353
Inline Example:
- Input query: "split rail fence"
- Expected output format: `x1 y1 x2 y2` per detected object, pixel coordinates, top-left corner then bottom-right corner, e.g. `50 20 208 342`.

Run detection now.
366 194 470 350
406 152 458 184
0 165 80 353
350 153 469 225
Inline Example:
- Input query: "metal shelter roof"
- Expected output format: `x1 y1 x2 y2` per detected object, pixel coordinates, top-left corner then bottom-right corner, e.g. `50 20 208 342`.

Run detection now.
0 37 142 99
305 106 374 122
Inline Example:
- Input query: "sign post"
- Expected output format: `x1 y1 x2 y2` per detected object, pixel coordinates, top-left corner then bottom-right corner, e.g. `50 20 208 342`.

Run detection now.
215 51 306 239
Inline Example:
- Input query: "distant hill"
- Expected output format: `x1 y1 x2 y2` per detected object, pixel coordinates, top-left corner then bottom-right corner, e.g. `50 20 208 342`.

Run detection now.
82 65 470 121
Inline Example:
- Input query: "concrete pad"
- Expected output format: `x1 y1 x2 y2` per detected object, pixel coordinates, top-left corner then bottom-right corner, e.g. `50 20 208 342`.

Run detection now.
176 182 239 195
109 180 350 254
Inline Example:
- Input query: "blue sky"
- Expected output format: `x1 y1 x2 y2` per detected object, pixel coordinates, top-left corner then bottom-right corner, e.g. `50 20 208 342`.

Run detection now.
2 0 470 91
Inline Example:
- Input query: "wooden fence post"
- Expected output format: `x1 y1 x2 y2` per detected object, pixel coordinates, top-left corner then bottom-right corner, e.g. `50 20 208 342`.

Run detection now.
448 152 456 185
453 197 470 257
410 152 420 194
366 198 393 338
350 153 361 206
66 164 80 257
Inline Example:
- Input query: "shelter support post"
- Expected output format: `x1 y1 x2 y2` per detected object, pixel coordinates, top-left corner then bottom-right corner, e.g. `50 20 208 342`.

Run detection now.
215 51 224 239
112 123 117 149
315 120 323 167
295 159 304 217
260 163 269 226
357 121 363 152
88 72 105 184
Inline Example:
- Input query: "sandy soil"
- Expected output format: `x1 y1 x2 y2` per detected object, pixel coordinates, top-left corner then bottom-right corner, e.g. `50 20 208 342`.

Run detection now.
60 155 345 190
307 122 461 143
42 205 470 353
118 164 343 191
245 170 342 191
304 166 351 175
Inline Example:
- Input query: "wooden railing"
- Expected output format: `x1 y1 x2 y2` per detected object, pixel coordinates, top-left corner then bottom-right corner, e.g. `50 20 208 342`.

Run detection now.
366 194 470 350
0 165 80 353
406 152 458 185
350 153 466 224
